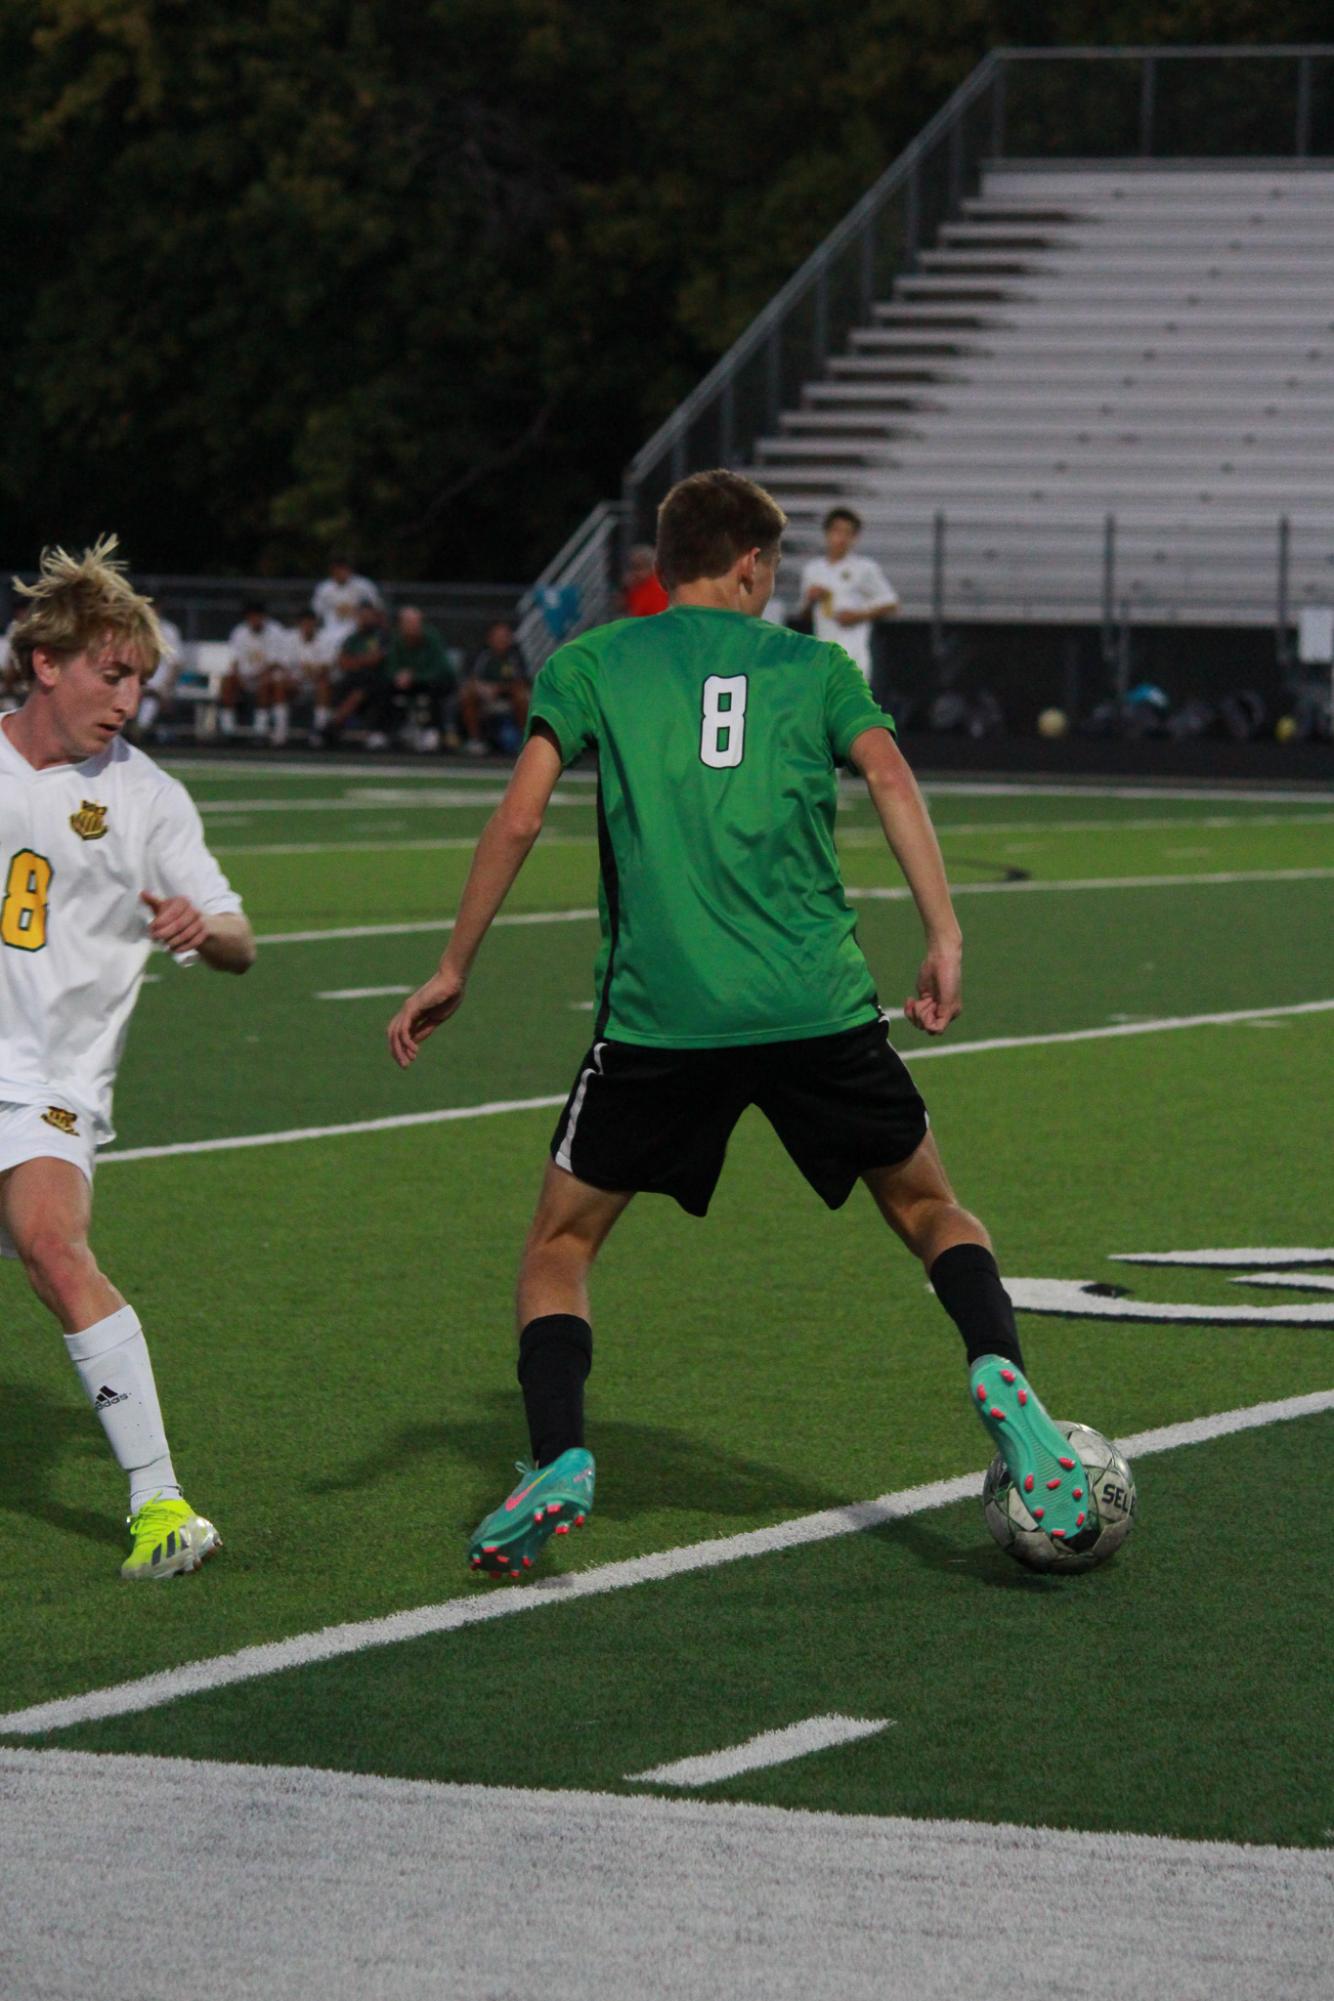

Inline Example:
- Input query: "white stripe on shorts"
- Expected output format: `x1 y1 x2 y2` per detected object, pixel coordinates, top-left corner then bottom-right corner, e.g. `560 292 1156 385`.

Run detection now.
554 1042 606 1175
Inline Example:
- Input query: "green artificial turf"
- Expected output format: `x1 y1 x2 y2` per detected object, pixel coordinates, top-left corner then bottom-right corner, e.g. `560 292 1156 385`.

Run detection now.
1 773 1331 1848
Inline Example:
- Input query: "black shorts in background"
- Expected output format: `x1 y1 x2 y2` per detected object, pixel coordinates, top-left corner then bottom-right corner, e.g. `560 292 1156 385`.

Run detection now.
550 1016 929 1217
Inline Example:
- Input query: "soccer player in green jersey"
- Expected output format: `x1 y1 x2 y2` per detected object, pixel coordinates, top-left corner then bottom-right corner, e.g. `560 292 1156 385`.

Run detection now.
388 471 1091 1576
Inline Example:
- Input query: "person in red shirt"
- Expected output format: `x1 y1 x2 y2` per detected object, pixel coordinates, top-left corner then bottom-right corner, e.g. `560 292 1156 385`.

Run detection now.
621 544 669 617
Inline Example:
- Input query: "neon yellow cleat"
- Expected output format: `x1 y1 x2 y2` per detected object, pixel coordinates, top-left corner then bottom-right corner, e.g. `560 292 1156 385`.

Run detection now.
121 1496 222 1581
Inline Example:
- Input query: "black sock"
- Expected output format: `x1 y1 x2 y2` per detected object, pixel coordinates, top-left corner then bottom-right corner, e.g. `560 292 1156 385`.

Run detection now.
517 1315 592 1466
929 1243 1025 1371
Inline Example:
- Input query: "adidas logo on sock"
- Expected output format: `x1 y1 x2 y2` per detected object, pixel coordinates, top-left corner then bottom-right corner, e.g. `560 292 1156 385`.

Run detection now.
94 1384 129 1409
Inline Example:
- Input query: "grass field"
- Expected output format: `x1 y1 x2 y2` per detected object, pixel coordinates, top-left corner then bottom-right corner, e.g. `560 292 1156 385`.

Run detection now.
2 761 1332 1994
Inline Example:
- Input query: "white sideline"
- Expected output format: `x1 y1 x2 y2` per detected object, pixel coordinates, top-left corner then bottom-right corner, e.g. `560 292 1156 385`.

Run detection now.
3 1752 1329 2001
1 1389 1328 1738
249 868 1334 948
97 998 1334 1165
627 1715 892 1788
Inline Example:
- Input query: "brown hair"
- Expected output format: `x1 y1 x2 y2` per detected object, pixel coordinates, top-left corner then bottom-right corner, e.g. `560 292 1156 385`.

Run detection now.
10 535 164 682
655 470 787 590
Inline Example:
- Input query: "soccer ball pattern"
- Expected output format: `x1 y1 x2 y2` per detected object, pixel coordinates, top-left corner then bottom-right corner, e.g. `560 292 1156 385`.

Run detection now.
982 1420 1137 1573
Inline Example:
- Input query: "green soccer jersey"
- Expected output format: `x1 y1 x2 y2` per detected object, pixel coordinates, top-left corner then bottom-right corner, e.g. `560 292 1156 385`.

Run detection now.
526 606 895 1048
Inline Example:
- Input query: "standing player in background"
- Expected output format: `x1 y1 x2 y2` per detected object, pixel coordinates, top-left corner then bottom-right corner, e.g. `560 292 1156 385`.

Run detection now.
0 540 255 1579
312 555 383 651
388 471 1091 1578
801 506 899 686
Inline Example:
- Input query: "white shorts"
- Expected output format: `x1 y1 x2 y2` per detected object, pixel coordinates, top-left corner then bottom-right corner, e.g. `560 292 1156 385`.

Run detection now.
0 1101 97 1259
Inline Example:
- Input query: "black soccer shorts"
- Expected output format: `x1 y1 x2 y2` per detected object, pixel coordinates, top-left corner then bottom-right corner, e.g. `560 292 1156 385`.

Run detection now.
549 1014 929 1217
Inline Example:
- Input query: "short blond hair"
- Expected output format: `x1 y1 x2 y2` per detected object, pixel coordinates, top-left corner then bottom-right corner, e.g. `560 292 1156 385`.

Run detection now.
10 535 164 682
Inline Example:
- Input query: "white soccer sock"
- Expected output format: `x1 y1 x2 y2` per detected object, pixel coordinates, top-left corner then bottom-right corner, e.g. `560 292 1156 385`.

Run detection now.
219 707 236 737
137 691 160 732
64 1306 182 1513
313 704 330 730
271 701 289 747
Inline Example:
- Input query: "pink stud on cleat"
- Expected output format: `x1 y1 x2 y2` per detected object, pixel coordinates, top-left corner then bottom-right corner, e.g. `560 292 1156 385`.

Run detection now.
1072 1488 1083 1500
482 1544 498 1553
1032 1507 1045 1520
1023 1474 1035 1493
522 1556 533 1568
1017 1390 1028 1406
1058 1457 1076 1470
547 1503 562 1514
554 1523 569 1536
1050 1529 1067 1539
1000 1369 1016 1384
1076 1514 1086 1527
534 1509 544 1522
1046 1478 1062 1490
990 1407 1006 1420
976 1384 988 1402
574 1513 586 1526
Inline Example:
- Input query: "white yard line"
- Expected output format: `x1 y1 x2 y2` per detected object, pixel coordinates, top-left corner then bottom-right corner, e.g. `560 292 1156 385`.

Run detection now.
316 985 412 1001
4 1752 1327 2001
248 868 1334 950
2 1389 1328 1738
627 1716 892 1788
213 834 597 856
97 998 1334 1166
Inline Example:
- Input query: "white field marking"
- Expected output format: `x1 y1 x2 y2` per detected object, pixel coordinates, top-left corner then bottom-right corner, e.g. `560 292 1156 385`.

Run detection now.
247 868 1334 952
316 985 412 1002
212 835 597 856
194 790 591 815
850 865 1334 900
627 1715 892 1789
2 1389 1329 1738
165 760 600 784
95 999 1334 1167
257 906 597 945
838 811 1334 836
1115 1249 1334 1267
911 780 1334 804
3 1756 1329 2001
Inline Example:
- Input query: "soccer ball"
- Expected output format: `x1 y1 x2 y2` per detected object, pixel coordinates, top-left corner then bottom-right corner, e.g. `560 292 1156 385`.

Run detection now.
1037 706 1068 738
982 1421 1136 1573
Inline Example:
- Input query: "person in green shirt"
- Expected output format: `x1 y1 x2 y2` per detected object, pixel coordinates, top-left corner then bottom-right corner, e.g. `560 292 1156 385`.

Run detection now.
388 470 1092 1576
383 606 460 751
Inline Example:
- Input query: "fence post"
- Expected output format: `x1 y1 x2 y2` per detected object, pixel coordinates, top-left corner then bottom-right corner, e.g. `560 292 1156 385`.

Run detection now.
1295 55 1313 158
1275 513 1292 667
1101 513 1117 664
990 58 1007 160
1138 55 1157 157
905 153 921 266
813 263 829 373
930 510 947 658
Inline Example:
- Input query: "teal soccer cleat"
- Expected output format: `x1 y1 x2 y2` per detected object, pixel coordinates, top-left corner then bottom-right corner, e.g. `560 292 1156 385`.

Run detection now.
467 1448 595 1579
969 1358 1091 1545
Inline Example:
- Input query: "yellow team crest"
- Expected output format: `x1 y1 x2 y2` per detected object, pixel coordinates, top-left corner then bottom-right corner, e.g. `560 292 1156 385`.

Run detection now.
42 1106 79 1135
70 800 109 841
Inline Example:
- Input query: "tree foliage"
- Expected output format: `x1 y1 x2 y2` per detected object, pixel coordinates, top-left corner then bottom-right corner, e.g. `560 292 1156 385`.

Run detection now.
0 0 1328 577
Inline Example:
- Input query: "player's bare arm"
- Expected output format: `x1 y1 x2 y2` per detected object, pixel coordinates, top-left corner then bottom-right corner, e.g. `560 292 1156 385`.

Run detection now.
850 726 962 1036
387 727 564 1067
140 893 255 971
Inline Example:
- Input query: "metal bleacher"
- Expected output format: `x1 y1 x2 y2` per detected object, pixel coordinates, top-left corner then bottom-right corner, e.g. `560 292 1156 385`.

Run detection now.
750 162 1334 628
522 47 1334 674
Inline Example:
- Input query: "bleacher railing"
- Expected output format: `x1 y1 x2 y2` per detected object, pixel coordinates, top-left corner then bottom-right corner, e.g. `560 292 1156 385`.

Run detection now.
526 44 1332 650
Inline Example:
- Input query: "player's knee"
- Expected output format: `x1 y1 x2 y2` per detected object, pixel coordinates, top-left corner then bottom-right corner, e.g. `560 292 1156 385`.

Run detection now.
21 1229 96 1308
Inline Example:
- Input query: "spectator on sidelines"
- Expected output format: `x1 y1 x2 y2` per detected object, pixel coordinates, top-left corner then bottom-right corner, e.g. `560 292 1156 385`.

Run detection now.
133 614 184 741
800 507 899 687
0 612 28 711
284 607 338 742
220 601 294 746
621 544 668 617
384 606 460 752
460 619 529 756
312 555 382 648
325 598 391 746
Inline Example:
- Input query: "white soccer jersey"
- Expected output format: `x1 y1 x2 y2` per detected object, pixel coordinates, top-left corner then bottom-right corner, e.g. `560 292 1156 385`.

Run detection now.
144 617 183 698
0 726 242 1143
311 574 382 635
283 625 336 683
801 553 898 678
227 618 289 683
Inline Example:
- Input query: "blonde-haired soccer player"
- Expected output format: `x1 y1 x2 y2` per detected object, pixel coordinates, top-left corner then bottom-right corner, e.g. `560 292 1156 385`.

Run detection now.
0 538 255 1579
